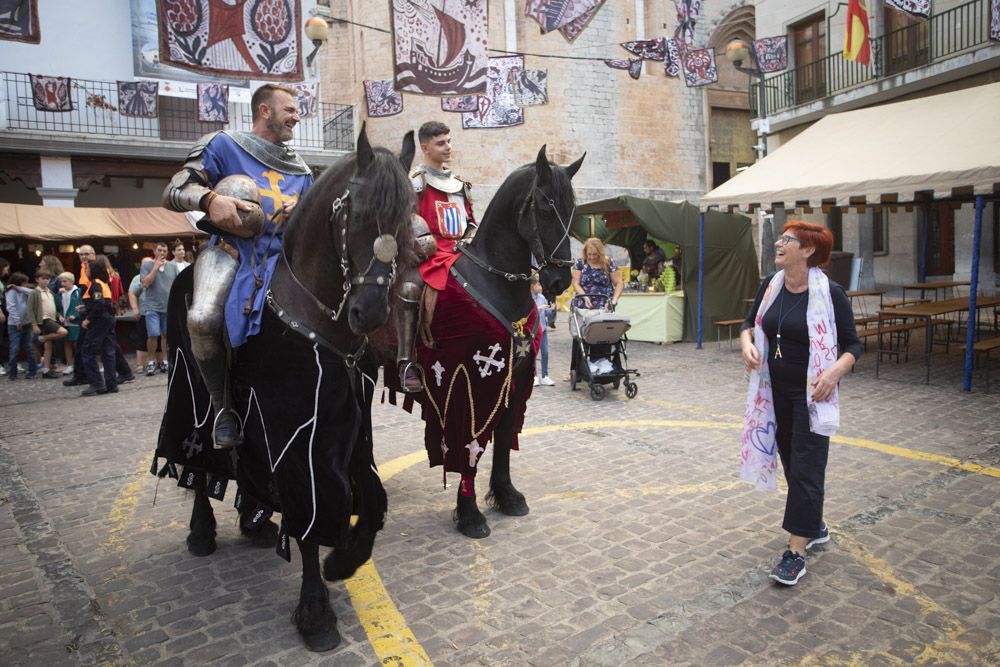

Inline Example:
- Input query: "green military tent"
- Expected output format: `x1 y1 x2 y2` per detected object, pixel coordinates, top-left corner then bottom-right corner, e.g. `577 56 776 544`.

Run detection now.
573 196 760 343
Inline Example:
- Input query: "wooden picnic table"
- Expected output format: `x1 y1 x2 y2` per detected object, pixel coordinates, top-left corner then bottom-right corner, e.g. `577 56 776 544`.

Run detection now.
877 295 1000 383
902 280 970 301
846 289 884 316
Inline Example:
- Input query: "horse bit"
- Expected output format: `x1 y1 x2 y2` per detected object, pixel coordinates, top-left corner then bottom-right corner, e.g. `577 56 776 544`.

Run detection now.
272 175 399 365
457 182 575 281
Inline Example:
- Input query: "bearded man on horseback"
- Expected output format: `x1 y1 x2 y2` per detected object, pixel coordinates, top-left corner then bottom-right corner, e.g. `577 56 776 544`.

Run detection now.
397 120 477 391
162 83 313 449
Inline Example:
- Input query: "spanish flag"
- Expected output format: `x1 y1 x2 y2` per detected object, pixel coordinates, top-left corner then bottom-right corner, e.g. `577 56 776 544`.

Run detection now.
844 0 871 65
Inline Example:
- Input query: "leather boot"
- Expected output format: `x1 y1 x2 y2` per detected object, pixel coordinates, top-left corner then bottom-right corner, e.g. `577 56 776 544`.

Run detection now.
194 349 243 449
397 281 425 393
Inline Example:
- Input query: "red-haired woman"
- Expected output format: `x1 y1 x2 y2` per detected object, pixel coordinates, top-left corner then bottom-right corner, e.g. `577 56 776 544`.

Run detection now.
739 221 862 586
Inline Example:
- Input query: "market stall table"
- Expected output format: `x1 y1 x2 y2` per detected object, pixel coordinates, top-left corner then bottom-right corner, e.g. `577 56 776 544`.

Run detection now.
902 280 970 302
613 291 684 343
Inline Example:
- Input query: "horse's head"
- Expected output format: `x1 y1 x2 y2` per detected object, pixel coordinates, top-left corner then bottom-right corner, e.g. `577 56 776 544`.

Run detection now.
338 126 417 335
519 145 585 301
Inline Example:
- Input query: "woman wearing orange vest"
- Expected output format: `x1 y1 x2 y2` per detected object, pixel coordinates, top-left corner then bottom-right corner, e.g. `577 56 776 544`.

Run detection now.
79 255 118 396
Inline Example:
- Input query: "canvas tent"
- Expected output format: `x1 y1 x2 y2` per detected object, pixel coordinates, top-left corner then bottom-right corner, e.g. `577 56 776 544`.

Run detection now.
573 196 760 342
700 82 1000 390
0 203 202 240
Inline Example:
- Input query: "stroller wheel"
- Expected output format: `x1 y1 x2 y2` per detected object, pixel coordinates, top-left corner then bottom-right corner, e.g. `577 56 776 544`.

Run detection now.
625 382 638 399
589 384 606 401
570 368 578 391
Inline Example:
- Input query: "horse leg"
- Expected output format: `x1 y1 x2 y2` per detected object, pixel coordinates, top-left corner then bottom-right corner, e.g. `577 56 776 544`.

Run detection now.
292 539 341 652
455 473 490 539
186 482 217 557
238 494 279 548
487 368 531 517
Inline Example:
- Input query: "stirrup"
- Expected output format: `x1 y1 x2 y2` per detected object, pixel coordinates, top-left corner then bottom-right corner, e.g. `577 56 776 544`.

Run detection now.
212 408 243 450
399 360 425 393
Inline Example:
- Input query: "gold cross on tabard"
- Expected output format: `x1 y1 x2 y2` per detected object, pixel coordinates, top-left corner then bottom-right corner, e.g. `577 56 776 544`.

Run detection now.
258 169 299 225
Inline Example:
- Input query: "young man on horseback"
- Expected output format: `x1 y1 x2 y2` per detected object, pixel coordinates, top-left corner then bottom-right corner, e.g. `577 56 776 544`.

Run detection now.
162 84 313 449
398 121 477 391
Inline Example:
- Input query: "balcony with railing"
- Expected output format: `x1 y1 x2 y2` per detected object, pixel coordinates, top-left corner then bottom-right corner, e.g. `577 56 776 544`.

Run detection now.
0 71 354 163
751 0 992 118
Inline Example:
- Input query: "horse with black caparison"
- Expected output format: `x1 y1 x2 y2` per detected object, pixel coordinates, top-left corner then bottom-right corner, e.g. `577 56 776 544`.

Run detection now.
154 126 417 652
400 146 583 538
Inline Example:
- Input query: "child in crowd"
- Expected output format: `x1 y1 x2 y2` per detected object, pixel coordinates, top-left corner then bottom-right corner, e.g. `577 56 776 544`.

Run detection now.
532 276 555 387
79 256 118 396
127 260 151 374
28 268 68 378
5 272 37 379
56 271 82 375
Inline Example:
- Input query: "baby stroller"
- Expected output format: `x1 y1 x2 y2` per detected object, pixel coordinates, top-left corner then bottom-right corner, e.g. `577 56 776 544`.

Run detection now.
569 293 640 401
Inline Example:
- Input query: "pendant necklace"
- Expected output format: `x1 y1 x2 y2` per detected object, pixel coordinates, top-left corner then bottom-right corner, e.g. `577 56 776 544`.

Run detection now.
774 287 807 360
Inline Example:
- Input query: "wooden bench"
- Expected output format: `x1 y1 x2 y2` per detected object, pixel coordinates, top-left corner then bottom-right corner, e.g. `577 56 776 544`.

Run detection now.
968 336 1000 391
854 315 880 326
882 297 931 308
714 319 744 350
857 321 927 363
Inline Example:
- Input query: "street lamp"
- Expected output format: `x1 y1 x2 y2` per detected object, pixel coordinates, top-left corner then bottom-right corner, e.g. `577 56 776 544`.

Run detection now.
725 38 768 158
304 17 330 68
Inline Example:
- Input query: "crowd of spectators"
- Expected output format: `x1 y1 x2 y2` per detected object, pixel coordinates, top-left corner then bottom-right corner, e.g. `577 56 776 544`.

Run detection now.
0 238 189 396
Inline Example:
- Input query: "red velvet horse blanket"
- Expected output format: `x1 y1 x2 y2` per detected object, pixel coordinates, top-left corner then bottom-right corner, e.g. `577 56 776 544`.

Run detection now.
404 271 539 476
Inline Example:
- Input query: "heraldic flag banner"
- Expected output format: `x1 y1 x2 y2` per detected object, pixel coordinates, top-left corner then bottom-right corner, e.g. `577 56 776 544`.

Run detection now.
843 0 871 66
391 0 489 95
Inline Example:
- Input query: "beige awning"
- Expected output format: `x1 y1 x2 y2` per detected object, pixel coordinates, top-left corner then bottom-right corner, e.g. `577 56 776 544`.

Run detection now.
0 203 128 239
700 82 1000 212
114 207 202 237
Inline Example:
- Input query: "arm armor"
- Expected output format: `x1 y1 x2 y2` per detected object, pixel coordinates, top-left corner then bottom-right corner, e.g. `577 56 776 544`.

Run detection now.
410 214 437 261
161 132 219 212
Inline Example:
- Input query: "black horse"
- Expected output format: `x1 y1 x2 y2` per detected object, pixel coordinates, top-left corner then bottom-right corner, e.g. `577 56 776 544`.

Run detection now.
401 146 583 538
154 126 417 652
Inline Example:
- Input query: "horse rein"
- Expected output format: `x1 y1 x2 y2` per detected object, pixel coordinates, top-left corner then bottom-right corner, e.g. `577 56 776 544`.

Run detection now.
457 181 574 282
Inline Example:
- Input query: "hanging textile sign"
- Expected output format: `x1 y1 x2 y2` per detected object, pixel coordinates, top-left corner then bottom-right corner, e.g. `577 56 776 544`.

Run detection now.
462 56 524 129
364 79 403 118
604 58 643 80
197 82 229 122
118 81 159 118
621 38 666 61
673 0 702 49
157 0 303 81
292 82 317 117
557 0 605 41
0 0 39 43
512 69 548 106
526 0 604 38
30 75 73 112
683 48 718 87
391 0 488 95
441 95 478 112
886 0 930 18
752 36 788 73
991 0 1000 41
663 37 681 78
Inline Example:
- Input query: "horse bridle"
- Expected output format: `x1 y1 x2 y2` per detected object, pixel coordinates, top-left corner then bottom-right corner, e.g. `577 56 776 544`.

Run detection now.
457 181 575 282
273 174 399 364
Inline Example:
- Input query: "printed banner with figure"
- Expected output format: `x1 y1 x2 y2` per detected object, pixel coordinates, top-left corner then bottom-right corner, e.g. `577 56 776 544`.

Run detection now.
512 69 548 106
292 82 317 117
30 75 73 112
392 0 488 95
991 0 1000 41
118 81 159 118
441 95 478 112
462 56 524 129
364 80 403 118
157 0 303 81
0 0 39 43
683 48 718 87
557 0 605 41
621 38 666 61
526 0 604 36
752 36 788 73
197 82 229 122
886 0 930 18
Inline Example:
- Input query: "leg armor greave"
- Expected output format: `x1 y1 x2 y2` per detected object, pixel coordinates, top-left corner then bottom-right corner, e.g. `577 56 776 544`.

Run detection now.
397 273 425 392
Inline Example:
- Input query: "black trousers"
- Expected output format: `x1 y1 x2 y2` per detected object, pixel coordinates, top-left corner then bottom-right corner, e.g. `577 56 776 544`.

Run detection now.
81 314 117 390
772 380 828 539
73 322 131 382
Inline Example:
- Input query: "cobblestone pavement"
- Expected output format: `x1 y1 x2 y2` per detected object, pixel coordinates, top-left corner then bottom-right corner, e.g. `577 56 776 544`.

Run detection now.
2 323 998 666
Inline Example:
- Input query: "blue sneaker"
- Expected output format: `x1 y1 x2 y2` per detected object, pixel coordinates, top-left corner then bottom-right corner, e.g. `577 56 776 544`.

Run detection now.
806 523 830 550
770 550 806 585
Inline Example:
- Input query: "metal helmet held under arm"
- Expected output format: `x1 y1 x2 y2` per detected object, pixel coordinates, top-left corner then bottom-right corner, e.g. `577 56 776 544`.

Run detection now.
214 175 265 238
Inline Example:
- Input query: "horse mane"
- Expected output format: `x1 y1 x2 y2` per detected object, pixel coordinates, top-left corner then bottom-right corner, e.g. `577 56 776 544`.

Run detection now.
482 159 576 223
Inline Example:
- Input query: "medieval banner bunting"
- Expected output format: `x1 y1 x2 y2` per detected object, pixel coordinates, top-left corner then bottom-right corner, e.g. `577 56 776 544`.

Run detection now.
364 79 403 118
462 56 524 129
512 69 548 106
30 75 73 112
752 36 788 73
157 0 303 81
621 38 666 61
117 81 159 118
991 0 1000 41
292 82 317 117
392 0 488 95
441 95 478 112
558 0 605 41
683 48 718 87
197 82 229 122
844 0 871 65
886 0 930 18
673 0 701 49
0 0 39 43
663 37 681 78
604 58 642 80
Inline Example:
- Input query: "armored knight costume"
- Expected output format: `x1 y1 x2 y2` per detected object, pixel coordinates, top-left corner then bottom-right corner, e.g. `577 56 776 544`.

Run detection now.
162 130 313 448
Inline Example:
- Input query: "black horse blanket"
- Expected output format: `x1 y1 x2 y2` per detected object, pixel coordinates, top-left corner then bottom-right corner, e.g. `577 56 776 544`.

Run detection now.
154 270 386 553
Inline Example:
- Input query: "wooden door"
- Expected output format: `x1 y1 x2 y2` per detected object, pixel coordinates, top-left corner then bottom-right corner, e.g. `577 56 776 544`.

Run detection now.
884 7 929 75
925 203 955 276
792 14 826 103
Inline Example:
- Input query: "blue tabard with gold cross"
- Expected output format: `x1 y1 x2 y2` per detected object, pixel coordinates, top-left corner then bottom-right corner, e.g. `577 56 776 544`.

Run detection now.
201 133 313 348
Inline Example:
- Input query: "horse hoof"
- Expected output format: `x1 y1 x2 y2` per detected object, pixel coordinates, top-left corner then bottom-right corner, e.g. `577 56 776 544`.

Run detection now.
301 624 342 653
240 520 278 548
454 510 491 539
487 488 530 517
186 532 217 557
